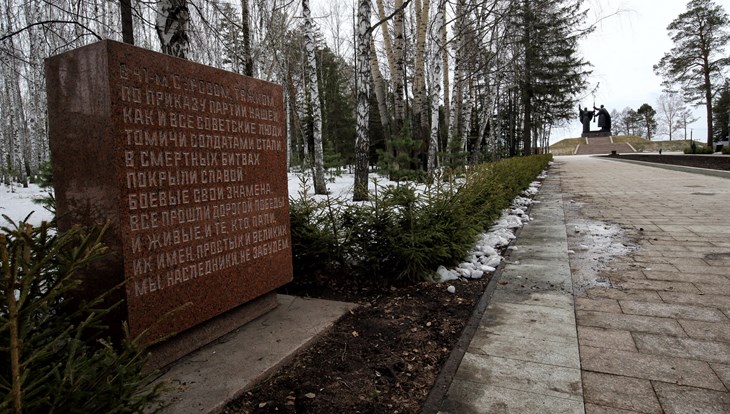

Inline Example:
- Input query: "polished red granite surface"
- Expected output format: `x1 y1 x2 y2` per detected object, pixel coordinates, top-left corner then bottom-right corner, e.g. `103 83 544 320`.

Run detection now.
47 40 292 343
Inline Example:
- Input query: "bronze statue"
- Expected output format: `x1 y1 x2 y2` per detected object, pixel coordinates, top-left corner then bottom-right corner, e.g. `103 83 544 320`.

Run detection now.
593 105 611 132
578 106 594 133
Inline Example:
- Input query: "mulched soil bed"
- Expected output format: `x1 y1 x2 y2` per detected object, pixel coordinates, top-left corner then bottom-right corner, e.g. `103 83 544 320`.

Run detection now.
221 275 490 413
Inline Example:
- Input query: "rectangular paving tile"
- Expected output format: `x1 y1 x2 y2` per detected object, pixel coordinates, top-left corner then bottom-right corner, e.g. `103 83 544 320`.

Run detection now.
629 263 679 272
576 310 686 336
580 346 725 391
441 379 584 414
453 353 583 401
582 371 662 413
660 257 713 267
619 300 729 322
584 403 647 414
675 265 730 276
678 320 730 342
617 279 700 293
576 297 622 313
493 290 574 310
585 288 662 302
632 332 730 364
644 271 730 285
469 332 580 368
577 326 637 352
658 291 730 309
652 381 730 414
480 302 578 343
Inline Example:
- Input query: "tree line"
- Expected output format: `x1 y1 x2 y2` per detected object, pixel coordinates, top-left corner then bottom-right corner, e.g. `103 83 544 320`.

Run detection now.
0 0 728 196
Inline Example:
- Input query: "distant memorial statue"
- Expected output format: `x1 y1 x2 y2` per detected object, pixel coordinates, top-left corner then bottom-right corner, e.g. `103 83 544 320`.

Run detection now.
593 105 611 132
578 106 594 133
578 103 612 137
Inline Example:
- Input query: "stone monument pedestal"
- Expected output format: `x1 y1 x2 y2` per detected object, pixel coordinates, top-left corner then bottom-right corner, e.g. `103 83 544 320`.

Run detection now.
581 130 611 138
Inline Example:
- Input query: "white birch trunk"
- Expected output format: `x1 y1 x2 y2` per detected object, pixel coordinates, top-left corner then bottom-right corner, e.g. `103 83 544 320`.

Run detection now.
428 1 445 173
303 0 327 194
156 0 190 59
441 0 450 142
392 0 406 130
461 77 473 156
353 0 371 201
413 0 430 132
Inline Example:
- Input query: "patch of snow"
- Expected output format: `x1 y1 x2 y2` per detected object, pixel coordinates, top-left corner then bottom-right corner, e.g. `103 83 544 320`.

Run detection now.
437 265 459 282
0 184 54 228
435 169 547 282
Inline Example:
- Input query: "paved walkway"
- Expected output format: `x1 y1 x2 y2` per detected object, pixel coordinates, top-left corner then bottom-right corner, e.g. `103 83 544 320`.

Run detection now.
438 156 730 413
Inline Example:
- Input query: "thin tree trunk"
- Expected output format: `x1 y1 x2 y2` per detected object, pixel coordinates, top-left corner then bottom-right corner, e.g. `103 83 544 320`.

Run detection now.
303 0 327 194
521 0 533 156
4 6 28 185
449 0 465 162
353 0 371 201
441 0 450 151
428 0 445 173
375 0 397 75
370 36 391 146
241 0 253 76
412 0 430 167
121 0 134 44
702 53 713 147
392 0 406 136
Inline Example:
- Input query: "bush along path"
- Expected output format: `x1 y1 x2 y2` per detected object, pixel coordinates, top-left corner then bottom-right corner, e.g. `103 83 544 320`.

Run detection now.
223 155 552 413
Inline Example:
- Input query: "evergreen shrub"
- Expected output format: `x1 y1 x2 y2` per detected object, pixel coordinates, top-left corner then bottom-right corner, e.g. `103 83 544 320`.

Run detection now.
0 217 166 413
683 146 714 154
289 154 552 283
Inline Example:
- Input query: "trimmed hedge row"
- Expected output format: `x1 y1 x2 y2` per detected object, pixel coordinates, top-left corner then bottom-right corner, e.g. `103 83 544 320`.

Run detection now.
290 154 553 283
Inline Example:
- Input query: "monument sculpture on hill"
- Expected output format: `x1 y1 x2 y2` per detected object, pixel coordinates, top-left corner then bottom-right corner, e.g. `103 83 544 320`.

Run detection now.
578 103 612 137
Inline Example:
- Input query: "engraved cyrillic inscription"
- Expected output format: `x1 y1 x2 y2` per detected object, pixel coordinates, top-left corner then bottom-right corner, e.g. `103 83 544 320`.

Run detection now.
118 60 289 298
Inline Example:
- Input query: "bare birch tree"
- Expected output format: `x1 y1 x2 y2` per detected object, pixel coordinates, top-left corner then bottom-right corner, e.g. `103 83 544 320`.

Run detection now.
302 0 327 194
427 0 445 173
353 0 371 201
656 92 686 140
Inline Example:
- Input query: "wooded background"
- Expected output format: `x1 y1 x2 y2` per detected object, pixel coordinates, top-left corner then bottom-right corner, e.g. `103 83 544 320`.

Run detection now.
16 0 723 194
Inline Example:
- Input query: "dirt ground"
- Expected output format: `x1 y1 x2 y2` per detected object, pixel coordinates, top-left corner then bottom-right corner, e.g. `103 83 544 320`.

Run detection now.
221 274 490 414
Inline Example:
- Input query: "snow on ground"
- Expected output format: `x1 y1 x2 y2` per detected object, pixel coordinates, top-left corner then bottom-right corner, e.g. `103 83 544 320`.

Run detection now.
435 178 544 286
1 169 546 288
0 183 54 228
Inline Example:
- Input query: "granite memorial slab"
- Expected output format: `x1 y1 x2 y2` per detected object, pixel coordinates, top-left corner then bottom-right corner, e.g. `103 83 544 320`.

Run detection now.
46 40 292 352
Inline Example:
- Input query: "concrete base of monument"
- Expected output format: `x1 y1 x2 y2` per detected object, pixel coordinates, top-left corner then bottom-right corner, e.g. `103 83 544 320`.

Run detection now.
147 292 280 371
153 294 358 414
581 130 611 138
